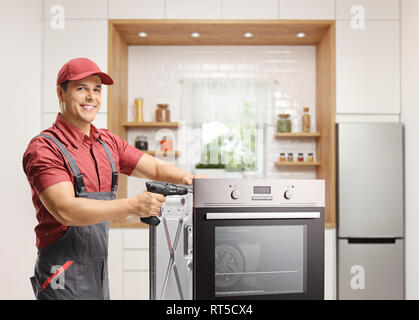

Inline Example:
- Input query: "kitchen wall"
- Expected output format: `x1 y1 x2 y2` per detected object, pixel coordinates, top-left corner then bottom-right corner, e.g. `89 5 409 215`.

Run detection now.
401 0 419 300
0 0 42 299
126 45 317 178
3 0 416 300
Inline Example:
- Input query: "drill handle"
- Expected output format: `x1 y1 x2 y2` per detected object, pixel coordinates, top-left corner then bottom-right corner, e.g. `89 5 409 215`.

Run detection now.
140 216 160 227
141 181 167 227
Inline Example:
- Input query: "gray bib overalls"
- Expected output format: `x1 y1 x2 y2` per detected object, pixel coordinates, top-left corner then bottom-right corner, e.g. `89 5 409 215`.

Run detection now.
30 134 118 300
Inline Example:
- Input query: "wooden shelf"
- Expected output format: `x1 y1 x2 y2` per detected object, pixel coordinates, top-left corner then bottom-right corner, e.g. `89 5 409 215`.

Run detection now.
123 121 179 128
144 150 179 157
275 161 321 167
274 132 320 139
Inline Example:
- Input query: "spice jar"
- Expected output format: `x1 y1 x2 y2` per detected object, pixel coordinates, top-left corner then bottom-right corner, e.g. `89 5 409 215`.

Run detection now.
287 153 294 162
307 153 314 162
135 135 148 151
298 153 304 162
160 136 173 151
277 114 292 133
279 153 286 162
302 107 311 133
156 104 171 122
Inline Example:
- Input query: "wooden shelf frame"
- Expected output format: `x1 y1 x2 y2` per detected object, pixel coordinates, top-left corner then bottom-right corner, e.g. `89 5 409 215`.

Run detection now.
274 132 321 139
108 19 336 229
123 121 179 128
275 161 321 167
144 150 180 157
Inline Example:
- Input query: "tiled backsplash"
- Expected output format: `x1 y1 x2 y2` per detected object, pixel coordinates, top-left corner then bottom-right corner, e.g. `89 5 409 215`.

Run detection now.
127 45 316 183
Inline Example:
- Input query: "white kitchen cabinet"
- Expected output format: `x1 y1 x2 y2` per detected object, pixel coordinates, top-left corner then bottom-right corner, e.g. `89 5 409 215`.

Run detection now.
123 272 149 299
108 229 124 300
42 19 108 113
109 0 164 19
402 0 419 300
336 21 400 114
222 0 278 19
279 0 335 20
324 229 336 300
124 250 149 271
166 0 222 19
123 228 149 249
336 0 400 20
43 0 108 20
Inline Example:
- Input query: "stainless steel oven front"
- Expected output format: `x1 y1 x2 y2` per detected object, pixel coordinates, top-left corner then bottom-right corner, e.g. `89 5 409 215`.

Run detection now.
150 179 325 300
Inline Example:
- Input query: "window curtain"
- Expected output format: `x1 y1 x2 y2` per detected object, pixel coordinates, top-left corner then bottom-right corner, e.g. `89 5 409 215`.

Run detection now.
179 78 273 175
180 78 271 124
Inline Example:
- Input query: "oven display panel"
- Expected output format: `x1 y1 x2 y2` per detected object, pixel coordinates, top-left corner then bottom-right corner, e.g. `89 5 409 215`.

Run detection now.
253 186 271 194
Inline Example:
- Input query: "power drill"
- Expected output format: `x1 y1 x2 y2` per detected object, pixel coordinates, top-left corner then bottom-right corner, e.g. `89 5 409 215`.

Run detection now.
140 181 189 227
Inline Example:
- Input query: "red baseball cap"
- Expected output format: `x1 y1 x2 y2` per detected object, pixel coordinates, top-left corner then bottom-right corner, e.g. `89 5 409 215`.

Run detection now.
56 57 113 86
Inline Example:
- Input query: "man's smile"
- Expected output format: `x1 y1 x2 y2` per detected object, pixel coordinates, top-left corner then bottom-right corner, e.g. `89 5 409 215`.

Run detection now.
79 104 96 111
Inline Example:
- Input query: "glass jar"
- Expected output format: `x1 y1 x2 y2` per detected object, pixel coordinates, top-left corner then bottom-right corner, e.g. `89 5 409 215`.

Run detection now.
277 114 292 133
279 153 286 162
302 107 311 133
160 136 173 151
134 135 148 151
156 104 171 122
298 153 304 162
307 153 314 162
287 153 294 162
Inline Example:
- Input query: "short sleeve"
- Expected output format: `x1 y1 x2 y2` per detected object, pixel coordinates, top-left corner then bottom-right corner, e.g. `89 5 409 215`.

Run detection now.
22 137 72 196
100 129 144 176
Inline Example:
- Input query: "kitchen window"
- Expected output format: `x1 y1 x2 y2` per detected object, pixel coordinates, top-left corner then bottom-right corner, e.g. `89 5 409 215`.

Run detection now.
180 78 272 175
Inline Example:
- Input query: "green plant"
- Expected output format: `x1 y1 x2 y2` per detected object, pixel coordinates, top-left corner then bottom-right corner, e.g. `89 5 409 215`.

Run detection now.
195 163 226 169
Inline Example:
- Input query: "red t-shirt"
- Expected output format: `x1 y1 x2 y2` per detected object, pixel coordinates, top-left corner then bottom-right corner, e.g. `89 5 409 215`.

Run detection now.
22 113 143 250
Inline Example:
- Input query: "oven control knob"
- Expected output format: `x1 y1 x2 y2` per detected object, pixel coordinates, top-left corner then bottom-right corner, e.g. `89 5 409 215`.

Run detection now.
231 189 240 200
284 189 293 200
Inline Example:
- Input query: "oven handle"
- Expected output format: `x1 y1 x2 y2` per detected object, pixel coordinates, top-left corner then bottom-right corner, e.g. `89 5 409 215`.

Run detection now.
206 212 320 220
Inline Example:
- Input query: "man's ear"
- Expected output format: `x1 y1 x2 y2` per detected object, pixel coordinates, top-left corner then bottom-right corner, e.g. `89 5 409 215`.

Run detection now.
57 86 64 103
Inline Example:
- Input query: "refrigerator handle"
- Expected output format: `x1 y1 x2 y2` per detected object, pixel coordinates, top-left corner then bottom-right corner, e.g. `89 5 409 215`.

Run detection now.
347 238 398 244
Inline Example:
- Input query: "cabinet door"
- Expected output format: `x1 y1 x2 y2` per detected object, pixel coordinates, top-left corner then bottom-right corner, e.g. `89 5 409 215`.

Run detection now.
279 0 335 20
43 0 108 20
337 123 403 238
338 239 404 300
166 0 222 19
108 0 164 19
223 0 278 19
42 20 108 113
336 21 400 114
336 0 400 20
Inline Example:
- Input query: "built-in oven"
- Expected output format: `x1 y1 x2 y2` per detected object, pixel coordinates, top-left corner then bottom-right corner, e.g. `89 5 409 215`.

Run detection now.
150 179 325 300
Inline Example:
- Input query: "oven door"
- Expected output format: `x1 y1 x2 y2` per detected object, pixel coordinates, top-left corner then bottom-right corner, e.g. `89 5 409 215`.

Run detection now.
193 207 324 300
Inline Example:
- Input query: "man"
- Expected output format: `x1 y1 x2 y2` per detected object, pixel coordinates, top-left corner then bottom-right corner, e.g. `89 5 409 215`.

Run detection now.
23 57 200 300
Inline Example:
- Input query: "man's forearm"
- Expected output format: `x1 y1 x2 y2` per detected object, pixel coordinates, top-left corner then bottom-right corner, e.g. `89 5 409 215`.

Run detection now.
155 159 193 184
58 197 134 227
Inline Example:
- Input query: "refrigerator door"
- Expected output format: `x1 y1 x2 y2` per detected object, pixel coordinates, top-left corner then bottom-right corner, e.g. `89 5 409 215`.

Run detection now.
337 123 404 238
338 239 404 300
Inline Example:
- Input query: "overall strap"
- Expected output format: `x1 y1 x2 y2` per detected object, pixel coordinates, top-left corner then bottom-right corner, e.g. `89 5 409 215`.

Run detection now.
38 134 86 195
97 139 118 193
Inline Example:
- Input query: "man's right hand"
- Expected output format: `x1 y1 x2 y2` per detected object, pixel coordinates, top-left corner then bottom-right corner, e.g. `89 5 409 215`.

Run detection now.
130 190 166 218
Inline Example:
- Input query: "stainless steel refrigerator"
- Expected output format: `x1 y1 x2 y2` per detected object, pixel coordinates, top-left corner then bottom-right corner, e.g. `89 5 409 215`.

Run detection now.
337 123 404 300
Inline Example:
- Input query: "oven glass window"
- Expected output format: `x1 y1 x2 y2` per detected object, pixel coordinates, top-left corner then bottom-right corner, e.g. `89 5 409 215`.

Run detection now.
214 225 306 297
